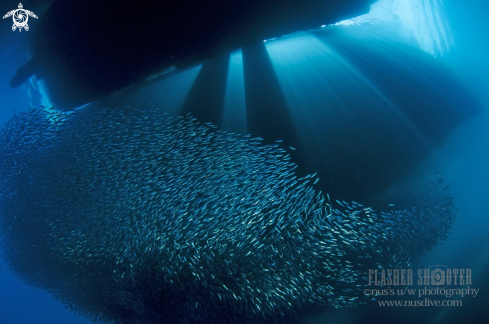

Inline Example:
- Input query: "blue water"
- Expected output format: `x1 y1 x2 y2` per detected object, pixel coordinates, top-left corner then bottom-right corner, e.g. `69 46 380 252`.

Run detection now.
1 0 489 323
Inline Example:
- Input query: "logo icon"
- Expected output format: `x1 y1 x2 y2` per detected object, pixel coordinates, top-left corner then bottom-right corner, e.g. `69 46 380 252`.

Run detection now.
3 3 38 32
429 265 448 288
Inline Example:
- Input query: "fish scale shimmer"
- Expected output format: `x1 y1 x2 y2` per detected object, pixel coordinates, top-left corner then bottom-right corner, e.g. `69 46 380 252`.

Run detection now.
0 106 455 323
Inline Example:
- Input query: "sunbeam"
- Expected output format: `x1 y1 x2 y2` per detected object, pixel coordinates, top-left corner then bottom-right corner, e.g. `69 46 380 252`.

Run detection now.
222 50 247 134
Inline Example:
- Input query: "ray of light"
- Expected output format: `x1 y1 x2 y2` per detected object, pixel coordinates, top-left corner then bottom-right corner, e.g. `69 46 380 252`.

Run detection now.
334 0 452 57
222 50 247 134
264 33 428 153
263 32 441 200
111 64 203 116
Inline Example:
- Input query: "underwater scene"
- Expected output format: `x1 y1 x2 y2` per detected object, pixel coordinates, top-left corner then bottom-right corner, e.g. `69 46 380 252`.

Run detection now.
0 0 488 323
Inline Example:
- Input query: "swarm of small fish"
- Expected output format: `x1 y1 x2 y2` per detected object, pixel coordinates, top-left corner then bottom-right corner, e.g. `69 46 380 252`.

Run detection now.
0 105 455 324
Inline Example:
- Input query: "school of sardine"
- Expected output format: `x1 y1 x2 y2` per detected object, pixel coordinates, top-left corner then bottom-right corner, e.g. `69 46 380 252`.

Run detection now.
0 105 455 324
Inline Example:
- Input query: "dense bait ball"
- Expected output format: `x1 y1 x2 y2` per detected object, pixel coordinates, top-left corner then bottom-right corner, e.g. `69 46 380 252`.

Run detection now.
0 106 455 323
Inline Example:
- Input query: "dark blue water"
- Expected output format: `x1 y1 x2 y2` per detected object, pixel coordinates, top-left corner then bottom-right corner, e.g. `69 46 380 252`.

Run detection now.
1 0 488 323
0 16 92 324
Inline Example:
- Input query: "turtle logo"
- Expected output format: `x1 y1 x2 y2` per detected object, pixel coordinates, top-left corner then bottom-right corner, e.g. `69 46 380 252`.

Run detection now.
3 3 38 32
